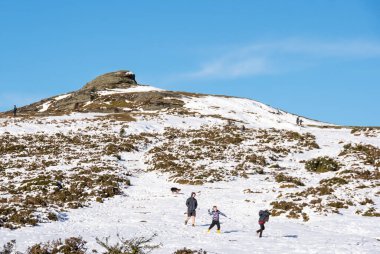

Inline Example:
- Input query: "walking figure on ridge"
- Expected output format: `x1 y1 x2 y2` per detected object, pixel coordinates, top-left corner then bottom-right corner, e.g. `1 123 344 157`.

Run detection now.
13 105 17 117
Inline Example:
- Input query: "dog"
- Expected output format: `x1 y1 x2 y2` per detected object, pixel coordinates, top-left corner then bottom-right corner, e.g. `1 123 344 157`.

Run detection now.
171 187 181 194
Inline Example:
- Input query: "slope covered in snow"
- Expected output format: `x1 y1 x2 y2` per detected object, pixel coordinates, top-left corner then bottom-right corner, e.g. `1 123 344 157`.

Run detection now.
0 71 379 253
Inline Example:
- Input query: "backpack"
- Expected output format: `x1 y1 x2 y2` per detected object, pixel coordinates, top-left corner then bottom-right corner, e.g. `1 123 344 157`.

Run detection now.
259 210 270 223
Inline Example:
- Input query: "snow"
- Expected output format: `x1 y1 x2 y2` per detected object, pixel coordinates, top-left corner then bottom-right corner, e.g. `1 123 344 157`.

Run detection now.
38 101 52 112
54 93 72 101
0 113 106 135
0 92 379 253
1 168 379 253
98 86 164 96
183 95 331 129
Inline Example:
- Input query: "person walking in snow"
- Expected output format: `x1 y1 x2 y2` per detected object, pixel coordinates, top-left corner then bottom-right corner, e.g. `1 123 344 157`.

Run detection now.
257 209 270 238
207 206 227 234
296 116 300 126
13 105 17 117
299 118 304 126
185 192 198 227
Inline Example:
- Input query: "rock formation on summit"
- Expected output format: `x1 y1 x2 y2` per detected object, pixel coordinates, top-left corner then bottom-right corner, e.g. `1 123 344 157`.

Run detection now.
81 70 137 91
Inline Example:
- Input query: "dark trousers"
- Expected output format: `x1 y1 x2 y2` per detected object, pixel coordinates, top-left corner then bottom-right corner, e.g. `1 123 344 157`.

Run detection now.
209 220 220 230
256 223 265 237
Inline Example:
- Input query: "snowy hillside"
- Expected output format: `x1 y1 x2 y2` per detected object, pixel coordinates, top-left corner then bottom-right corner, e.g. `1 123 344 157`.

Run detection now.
0 71 379 253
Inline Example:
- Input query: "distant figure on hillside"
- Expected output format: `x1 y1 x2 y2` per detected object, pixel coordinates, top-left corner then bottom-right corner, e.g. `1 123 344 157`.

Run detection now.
185 192 198 227
296 116 300 126
56 181 63 190
299 119 304 126
257 210 270 238
241 125 246 131
13 105 17 117
207 206 227 234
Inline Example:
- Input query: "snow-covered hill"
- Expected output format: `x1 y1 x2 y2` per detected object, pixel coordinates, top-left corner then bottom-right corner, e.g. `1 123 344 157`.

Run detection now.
0 71 379 253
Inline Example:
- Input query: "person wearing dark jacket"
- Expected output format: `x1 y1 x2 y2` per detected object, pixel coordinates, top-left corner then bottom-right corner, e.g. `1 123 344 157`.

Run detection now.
257 210 270 238
207 206 226 234
13 105 17 117
185 192 198 226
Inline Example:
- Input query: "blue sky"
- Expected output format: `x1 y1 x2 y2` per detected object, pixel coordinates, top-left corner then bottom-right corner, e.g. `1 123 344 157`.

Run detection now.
1 0 379 126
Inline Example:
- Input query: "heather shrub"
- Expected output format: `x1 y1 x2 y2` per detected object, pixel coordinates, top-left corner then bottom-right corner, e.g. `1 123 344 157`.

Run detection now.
305 157 340 173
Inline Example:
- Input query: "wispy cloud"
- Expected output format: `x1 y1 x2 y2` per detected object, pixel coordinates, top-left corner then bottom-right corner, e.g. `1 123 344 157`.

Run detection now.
174 38 380 81
184 57 270 79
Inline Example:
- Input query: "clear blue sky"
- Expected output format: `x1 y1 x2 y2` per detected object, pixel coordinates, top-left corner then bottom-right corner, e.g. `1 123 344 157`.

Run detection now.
1 0 379 126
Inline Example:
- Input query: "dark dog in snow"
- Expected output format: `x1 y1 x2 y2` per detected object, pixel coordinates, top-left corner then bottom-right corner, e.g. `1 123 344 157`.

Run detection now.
171 187 181 194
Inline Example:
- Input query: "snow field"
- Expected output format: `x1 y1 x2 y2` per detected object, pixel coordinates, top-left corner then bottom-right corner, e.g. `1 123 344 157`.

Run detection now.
1 168 379 253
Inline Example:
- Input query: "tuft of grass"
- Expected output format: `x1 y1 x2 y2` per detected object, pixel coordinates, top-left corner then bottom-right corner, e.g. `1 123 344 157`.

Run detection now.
362 207 380 217
320 177 348 186
275 173 304 186
27 237 87 254
173 248 207 254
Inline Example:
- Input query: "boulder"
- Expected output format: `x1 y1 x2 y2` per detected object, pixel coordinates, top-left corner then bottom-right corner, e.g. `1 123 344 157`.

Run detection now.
81 70 137 91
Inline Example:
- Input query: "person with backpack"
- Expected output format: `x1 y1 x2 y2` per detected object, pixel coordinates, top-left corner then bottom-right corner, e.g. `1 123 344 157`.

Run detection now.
207 206 227 234
257 209 270 238
185 192 198 227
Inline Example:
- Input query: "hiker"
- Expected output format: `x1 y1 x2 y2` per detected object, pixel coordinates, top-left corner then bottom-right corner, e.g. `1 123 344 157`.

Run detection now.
207 206 227 234
256 210 270 238
185 192 198 227
296 116 300 126
299 118 304 126
13 105 17 117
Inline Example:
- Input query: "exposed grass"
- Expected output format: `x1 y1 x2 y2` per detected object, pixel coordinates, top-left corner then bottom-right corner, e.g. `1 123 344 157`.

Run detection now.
275 173 304 186
339 144 380 167
305 157 340 173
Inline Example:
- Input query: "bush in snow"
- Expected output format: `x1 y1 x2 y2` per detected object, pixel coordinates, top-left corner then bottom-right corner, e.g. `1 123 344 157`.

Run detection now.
173 248 207 254
27 237 87 254
339 143 380 167
275 173 304 186
0 240 21 254
305 156 340 173
95 234 160 254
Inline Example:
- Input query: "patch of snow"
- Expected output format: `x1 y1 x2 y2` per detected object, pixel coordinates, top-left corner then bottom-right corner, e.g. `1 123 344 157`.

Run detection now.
183 95 331 130
98 86 164 96
54 93 72 101
83 101 93 107
38 101 52 112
